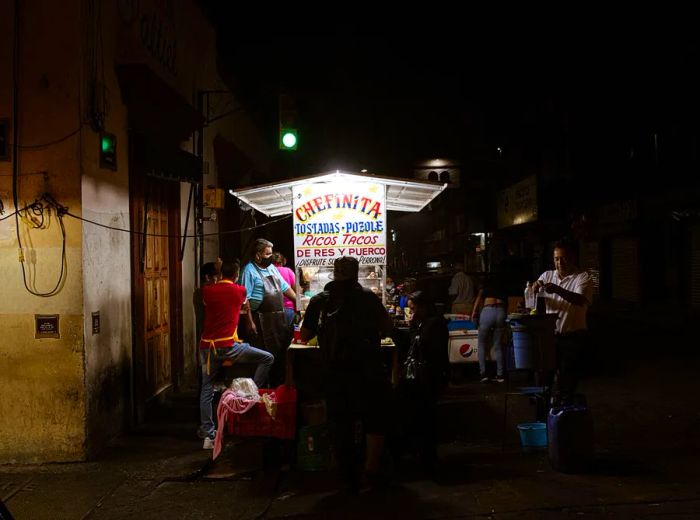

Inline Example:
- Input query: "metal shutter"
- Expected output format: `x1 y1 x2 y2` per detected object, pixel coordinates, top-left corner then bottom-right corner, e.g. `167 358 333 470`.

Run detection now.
691 225 700 308
611 237 640 303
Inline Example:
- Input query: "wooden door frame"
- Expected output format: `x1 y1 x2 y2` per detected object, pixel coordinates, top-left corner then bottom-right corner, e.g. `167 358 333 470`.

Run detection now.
129 169 184 423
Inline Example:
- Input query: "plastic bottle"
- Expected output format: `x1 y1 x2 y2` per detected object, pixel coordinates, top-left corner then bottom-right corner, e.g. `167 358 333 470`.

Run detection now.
524 281 532 310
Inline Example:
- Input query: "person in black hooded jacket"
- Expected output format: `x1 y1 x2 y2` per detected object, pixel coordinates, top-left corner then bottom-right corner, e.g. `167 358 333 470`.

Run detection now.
301 256 393 491
397 290 449 474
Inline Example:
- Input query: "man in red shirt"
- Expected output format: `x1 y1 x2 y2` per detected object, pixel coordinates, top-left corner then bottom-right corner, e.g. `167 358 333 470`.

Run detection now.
199 261 274 449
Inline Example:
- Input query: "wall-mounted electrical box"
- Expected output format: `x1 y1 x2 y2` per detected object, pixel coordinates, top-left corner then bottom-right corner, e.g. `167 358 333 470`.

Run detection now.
203 188 224 209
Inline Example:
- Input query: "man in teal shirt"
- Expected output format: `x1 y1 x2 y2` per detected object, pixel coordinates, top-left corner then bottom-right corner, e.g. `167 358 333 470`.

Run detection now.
240 238 296 385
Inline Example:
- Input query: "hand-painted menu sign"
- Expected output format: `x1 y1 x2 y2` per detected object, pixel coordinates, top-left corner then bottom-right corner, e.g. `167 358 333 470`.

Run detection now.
293 181 386 267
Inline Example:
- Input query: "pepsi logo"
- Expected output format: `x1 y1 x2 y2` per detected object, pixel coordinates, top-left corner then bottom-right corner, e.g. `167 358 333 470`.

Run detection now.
459 342 475 358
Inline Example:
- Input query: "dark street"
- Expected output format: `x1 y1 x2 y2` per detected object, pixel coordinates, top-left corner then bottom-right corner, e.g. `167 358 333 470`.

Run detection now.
2 3 700 519
3 319 700 519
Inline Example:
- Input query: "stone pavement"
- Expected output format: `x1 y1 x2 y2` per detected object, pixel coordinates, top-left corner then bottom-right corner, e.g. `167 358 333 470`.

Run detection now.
2 353 700 519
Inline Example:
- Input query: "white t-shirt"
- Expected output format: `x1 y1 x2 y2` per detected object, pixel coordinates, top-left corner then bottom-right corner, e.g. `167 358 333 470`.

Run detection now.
537 269 592 334
449 272 475 304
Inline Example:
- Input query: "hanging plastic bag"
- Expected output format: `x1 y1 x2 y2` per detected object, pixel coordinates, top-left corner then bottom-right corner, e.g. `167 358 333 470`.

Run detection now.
229 378 260 402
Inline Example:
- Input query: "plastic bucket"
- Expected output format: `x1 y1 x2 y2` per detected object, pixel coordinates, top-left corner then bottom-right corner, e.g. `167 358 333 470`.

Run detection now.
517 422 548 448
508 315 557 370
512 327 536 369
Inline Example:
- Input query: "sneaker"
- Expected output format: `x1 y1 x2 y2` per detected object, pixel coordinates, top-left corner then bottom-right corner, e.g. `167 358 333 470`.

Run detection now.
203 436 215 450
480 375 489 383
494 376 505 383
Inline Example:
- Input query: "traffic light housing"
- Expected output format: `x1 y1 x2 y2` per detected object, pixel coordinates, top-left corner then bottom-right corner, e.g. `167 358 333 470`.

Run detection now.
279 94 298 151
99 132 117 170
279 128 298 150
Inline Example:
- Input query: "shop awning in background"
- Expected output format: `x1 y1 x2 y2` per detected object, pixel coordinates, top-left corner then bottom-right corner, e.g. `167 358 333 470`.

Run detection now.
229 171 447 217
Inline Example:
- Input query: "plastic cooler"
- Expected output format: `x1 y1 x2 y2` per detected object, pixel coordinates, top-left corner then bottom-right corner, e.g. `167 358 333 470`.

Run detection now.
448 330 479 363
444 314 477 332
226 384 297 439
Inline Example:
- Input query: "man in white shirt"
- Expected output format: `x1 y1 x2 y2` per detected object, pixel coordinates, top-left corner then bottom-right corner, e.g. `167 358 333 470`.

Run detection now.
448 263 475 314
534 240 592 402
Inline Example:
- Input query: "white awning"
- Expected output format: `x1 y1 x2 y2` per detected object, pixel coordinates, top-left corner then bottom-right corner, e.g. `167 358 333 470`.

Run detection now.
228 171 447 217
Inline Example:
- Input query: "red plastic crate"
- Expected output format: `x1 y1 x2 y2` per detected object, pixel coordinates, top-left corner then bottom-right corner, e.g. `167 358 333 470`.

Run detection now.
226 384 297 439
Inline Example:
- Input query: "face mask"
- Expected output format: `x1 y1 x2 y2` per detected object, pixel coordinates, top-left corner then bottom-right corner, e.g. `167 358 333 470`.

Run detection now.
258 255 273 268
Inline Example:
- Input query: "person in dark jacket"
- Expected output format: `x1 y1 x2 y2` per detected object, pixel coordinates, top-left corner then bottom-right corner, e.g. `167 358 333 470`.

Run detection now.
301 256 393 491
397 290 449 474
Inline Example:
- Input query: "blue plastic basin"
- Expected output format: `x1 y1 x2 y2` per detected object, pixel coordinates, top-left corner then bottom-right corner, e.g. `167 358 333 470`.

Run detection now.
517 422 548 447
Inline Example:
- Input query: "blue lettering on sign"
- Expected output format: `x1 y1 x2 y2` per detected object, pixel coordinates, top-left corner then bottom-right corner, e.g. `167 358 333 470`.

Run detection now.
342 221 384 233
294 223 341 234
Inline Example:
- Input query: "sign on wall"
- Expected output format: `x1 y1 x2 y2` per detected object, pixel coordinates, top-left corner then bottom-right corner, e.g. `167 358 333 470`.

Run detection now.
497 175 538 229
293 181 386 267
35 314 60 339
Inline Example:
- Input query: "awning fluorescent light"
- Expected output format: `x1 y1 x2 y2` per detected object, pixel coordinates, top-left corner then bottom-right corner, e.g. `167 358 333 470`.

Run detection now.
229 171 447 217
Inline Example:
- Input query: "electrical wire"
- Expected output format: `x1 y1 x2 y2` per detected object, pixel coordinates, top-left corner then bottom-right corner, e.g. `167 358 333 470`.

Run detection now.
8 127 82 149
12 2 67 298
63 210 291 238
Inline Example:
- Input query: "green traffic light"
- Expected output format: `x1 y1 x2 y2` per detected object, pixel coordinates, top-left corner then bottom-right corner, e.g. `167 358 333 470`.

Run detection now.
282 132 297 149
279 128 298 150
101 135 115 153
99 132 117 170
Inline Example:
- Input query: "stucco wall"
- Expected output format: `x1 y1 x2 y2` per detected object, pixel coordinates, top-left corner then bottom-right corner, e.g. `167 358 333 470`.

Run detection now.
79 0 134 458
0 0 86 463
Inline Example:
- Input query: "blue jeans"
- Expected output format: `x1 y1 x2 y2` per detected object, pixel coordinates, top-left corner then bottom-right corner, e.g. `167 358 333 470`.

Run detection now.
199 343 274 438
283 307 296 327
478 306 506 377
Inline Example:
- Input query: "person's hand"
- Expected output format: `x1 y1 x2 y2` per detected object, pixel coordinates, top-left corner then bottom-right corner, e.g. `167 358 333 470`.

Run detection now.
534 280 545 293
543 282 560 295
249 322 258 336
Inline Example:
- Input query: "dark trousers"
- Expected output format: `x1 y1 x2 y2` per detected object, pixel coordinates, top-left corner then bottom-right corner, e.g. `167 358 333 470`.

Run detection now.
395 381 439 472
326 369 388 488
554 330 588 402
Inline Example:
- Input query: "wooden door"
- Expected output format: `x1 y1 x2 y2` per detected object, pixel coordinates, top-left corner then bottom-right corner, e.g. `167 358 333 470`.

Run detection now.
144 187 172 398
130 173 183 422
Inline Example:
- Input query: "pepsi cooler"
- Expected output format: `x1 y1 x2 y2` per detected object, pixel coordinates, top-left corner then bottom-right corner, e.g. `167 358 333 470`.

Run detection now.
448 330 480 363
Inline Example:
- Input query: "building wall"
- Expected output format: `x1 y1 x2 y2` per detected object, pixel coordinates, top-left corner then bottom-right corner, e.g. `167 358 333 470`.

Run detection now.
0 0 86 463
81 0 132 453
0 0 273 463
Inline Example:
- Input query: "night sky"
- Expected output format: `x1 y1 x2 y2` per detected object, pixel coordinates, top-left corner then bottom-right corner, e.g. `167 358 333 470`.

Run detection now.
197 10 699 196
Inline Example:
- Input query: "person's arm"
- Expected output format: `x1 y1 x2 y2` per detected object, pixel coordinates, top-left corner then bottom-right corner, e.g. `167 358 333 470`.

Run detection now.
300 298 321 342
470 288 484 321
240 265 257 301
241 299 256 334
284 287 297 301
288 269 297 309
543 272 592 307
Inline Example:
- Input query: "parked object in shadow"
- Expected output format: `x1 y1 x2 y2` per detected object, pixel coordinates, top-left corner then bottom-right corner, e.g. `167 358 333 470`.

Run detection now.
548 397 594 473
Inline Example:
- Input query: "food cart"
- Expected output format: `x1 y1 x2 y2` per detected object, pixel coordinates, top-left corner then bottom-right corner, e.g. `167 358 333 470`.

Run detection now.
225 172 447 452
230 171 445 383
